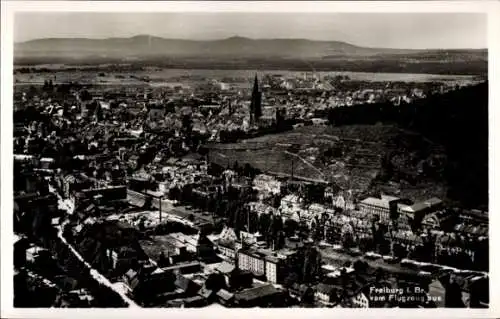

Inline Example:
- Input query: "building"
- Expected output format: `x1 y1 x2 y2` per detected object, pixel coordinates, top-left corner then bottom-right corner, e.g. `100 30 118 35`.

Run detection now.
174 272 201 293
199 104 221 112
249 74 262 125
350 291 370 308
238 249 266 276
248 201 276 216
358 195 400 221
253 174 281 195
163 262 202 274
315 283 339 304
14 193 59 237
77 185 128 204
457 209 488 224
330 191 355 211
122 267 176 302
217 240 237 260
359 195 443 226
166 295 207 308
40 157 55 170
139 236 188 265
216 289 235 306
168 232 215 258
280 194 303 210
237 247 293 284
233 283 284 307
147 104 166 122
311 118 329 126
264 255 283 284
219 226 238 242
304 203 326 225
214 261 236 285
107 246 142 272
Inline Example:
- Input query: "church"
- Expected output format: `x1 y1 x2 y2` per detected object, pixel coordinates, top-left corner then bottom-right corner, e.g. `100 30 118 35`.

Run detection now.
249 74 262 126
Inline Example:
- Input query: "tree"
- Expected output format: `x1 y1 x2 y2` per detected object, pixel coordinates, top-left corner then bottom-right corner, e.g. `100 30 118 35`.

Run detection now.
272 214 283 233
359 236 373 252
277 231 286 250
158 252 169 267
79 89 92 102
393 243 408 259
283 272 299 288
248 210 259 233
138 219 146 232
168 186 181 201
298 221 310 240
301 246 322 283
341 224 355 249
243 163 252 177
258 213 271 237
205 273 226 292
229 269 252 290
312 218 323 242
353 260 369 273
422 232 437 263
300 286 315 306
284 219 298 237
232 161 240 172
181 114 193 136
272 195 282 208
445 277 466 308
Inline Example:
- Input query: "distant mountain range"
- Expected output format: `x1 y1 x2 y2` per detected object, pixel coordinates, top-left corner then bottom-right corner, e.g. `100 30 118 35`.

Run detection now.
15 35 487 60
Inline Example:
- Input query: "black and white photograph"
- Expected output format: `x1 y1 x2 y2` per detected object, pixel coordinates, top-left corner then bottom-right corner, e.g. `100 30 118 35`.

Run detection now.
1 1 498 316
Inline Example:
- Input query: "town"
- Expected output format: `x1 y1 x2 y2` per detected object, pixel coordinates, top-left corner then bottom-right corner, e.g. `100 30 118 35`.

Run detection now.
13 67 488 309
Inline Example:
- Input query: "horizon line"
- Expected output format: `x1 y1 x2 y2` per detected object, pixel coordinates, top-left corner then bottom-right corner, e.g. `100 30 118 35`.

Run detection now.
15 35 488 51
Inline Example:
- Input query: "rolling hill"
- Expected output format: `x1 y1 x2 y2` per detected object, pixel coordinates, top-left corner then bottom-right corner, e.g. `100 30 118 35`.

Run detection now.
15 35 487 60
14 36 488 75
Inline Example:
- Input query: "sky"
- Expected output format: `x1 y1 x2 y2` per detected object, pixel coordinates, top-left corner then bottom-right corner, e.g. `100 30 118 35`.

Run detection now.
14 12 488 49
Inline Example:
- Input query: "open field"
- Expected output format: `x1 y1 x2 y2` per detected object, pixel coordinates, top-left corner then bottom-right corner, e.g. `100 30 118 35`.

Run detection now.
208 124 448 201
14 67 482 87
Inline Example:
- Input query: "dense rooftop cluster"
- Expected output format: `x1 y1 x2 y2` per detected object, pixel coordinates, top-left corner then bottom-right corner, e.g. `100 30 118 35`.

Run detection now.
13 68 488 308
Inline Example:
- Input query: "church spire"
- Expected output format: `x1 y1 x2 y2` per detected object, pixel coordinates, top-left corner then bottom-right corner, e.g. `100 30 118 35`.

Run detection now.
252 74 259 94
250 73 262 125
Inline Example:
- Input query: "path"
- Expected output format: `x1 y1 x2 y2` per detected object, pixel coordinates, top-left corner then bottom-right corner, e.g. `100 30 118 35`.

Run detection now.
50 184 140 308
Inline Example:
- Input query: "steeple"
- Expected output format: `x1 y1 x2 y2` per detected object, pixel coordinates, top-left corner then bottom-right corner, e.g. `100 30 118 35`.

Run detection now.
252 74 259 93
250 74 262 125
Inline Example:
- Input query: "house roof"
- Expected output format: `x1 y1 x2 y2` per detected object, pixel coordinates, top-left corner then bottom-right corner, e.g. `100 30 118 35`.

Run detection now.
175 274 199 292
216 261 236 274
380 194 400 202
425 197 443 206
184 295 205 305
408 201 430 212
282 194 301 203
124 268 141 290
291 283 310 294
360 197 391 209
198 288 214 299
316 283 336 295
163 261 201 272
218 239 236 249
216 289 235 301
234 284 280 302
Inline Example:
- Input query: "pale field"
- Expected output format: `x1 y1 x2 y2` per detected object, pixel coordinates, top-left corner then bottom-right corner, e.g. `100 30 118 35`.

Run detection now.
14 67 481 87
